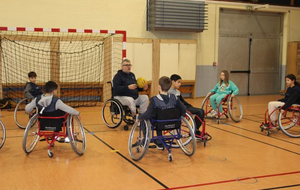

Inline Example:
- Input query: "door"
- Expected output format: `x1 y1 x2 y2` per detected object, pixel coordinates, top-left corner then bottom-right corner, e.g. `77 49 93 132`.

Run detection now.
219 9 283 95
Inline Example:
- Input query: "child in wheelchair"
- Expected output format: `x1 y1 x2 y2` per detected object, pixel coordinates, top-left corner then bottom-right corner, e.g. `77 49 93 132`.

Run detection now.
138 76 186 149
25 81 80 142
24 71 43 99
207 70 239 117
169 74 205 138
264 74 300 128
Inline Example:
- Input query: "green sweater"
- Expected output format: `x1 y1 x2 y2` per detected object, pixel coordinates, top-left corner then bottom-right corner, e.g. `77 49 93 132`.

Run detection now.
210 80 239 95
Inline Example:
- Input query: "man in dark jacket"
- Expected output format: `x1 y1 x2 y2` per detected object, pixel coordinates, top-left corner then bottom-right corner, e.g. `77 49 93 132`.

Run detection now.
113 59 149 117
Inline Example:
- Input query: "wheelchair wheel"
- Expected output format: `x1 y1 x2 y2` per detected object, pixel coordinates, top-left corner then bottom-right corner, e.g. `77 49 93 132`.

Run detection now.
278 109 300 138
14 98 33 129
102 99 123 128
0 120 6 149
165 112 195 148
201 94 213 118
128 120 150 161
177 117 197 156
67 115 86 155
22 114 40 154
228 96 243 122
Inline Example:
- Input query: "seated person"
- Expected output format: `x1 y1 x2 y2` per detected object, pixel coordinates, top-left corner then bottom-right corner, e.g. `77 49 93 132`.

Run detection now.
25 81 80 142
138 76 186 149
267 74 300 127
113 59 149 119
207 70 239 117
24 71 43 99
169 74 205 137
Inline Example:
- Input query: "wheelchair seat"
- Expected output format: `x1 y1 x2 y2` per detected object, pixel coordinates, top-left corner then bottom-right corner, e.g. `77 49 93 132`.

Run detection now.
38 110 66 131
151 107 181 131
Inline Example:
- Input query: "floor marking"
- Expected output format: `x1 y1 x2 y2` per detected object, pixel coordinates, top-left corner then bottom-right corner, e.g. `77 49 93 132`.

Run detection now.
259 183 300 190
158 171 300 190
110 150 120 152
208 124 300 155
84 127 169 189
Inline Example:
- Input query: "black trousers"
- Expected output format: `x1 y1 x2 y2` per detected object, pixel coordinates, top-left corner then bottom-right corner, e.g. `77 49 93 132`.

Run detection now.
187 107 205 131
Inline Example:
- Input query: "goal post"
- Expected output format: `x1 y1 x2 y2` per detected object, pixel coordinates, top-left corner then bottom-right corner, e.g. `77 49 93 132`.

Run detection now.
0 27 126 106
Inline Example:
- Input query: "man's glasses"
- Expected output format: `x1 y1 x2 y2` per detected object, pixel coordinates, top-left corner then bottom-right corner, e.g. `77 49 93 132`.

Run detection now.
122 64 132 67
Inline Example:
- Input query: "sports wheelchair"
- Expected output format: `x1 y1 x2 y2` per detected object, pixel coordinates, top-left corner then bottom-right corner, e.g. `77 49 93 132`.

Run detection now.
260 105 300 138
102 82 139 131
22 113 86 157
260 108 280 136
185 111 212 146
0 120 6 149
201 93 243 124
14 98 33 129
128 108 197 162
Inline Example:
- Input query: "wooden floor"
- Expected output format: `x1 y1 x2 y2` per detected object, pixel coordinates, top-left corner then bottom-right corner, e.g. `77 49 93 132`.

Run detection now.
0 95 300 190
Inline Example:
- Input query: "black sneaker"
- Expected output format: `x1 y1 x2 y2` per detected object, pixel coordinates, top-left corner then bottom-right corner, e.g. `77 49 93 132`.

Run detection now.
264 123 276 128
132 139 145 148
132 142 138 148
195 131 203 140
154 140 164 150
195 130 201 136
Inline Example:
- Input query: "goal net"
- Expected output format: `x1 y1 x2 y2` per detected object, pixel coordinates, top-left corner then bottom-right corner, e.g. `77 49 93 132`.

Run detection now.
0 27 126 107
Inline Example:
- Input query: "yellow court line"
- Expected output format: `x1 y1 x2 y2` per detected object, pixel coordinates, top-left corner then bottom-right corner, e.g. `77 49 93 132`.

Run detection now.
110 150 120 153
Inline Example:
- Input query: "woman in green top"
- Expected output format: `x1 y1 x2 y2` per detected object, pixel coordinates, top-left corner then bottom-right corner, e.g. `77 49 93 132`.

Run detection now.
207 70 239 117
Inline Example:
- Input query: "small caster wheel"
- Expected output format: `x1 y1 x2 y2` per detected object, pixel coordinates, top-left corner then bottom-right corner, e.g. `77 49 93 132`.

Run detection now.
203 141 207 147
168 153 173 162
266 131 270 136
48 150 53 158
216 120 220 124
124 125 129 131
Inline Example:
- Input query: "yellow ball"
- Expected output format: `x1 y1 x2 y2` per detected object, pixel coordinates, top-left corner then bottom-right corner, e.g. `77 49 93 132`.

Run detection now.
137 77 147 88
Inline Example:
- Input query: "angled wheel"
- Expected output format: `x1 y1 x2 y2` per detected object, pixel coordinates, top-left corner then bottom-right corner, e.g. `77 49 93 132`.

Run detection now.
128 120 150 161
278 109 300 138
14 98 33 129
201 94 213 118
165 112 195 148
22 114 40 154
102 99 123 128
0 120 6 149
177 117 197 156
67 115 86 155
228 96 243 122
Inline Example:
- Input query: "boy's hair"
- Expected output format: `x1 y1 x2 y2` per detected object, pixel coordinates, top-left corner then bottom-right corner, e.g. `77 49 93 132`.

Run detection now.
159 76 172 92
28 71 37 78
170 74 182 82
45 81 58 93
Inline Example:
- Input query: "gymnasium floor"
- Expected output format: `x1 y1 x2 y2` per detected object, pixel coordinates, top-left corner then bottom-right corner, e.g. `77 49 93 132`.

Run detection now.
0 95 299 190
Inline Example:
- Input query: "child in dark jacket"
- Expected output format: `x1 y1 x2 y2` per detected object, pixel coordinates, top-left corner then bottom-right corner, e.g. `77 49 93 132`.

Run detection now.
138 76 186 149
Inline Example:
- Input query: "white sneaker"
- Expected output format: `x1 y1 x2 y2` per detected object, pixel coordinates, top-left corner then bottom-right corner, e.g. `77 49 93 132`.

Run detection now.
210 110 218 117
64 137 70 143
56 136 61 141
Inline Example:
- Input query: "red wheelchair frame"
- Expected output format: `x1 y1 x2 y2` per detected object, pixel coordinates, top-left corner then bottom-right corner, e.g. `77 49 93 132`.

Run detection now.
201 93 242 124
186 111 212 146
23 113 86 157
38 114 69 152
260 108 280 136
260 105 300 137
